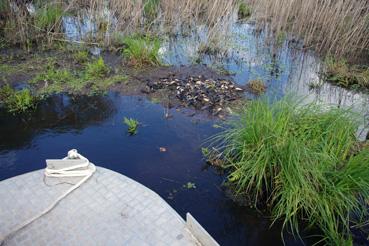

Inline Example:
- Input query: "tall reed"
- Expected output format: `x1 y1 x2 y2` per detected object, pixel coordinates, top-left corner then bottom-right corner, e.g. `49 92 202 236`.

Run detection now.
0 0 237 48
246 0 369 59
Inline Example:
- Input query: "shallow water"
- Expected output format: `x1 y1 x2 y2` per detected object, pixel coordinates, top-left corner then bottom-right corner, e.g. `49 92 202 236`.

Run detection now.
160 21 369 138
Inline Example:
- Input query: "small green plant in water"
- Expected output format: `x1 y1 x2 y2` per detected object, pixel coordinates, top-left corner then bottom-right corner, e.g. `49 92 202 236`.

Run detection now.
123 117 139 135
183 182 196 189
0 85 37 114
122 34 161 67
208 97 369 244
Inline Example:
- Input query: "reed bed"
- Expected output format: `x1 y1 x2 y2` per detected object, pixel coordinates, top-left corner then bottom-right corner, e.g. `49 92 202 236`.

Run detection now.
246 0 369 59
208 98 369 244
0 0 237 48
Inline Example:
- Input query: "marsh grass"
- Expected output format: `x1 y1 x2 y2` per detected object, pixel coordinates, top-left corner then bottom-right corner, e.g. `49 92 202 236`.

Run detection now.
2 0 236 52
208 98 369 244
31 57 123 94
325 58 369 90
0 85 37 113
73 50 89 64
35 4 64 31
247 0 369 59
143 0 160 20
122 35 161 67
85 57 110 79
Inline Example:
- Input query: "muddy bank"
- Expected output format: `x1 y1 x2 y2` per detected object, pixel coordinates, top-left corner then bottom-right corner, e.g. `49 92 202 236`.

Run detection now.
0 49 247 118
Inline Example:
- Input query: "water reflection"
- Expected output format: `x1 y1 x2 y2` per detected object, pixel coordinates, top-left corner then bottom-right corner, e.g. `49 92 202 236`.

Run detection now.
0 94 116 152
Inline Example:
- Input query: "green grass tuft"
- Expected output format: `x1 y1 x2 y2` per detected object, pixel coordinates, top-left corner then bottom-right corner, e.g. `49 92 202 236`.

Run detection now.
122 34 161 67
208 97 369 244
73 50 89 64
30 57 120 95
0 85 37 114
85 57 110 79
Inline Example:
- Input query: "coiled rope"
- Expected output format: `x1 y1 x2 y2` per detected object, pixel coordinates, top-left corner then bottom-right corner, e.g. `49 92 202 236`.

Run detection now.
0 149 96 245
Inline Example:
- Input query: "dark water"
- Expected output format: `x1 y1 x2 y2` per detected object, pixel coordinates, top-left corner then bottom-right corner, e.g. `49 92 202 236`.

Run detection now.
0 93 309 245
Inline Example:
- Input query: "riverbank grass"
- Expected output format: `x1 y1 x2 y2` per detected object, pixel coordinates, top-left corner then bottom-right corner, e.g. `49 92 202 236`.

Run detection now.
325 58 369 91
0 85 37 113
122 35 161 67
209 98 369 244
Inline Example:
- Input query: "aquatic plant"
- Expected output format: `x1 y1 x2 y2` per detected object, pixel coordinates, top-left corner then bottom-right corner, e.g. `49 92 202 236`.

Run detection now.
238 2 251 19
0 85 37 113
122 35 161 67
123 117 139 135
247 0 369 59
208 98 369 244
325 58 369 90
183 182 196 189
85 57 110 79
247 79 266 94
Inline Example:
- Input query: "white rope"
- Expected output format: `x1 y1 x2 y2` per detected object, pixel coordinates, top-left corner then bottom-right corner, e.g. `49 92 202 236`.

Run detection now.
0 149 96 245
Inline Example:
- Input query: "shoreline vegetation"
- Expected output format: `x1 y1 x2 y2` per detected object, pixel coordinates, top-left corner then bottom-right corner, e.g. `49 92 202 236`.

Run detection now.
0 0 367 92
205 98 369 244
0 0 367 59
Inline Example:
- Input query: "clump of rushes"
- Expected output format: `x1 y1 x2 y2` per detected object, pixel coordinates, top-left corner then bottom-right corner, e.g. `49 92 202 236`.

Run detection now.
247 79 266 94
325 58 369 90
207 98 369 244
122 34 161 67
238 2 251 19
85 57 110 79
123 117 139 135
0 85 37 113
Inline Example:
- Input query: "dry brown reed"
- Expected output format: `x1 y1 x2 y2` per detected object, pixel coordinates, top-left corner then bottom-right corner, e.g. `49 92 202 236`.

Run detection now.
246 0 369 59
1 0 237 48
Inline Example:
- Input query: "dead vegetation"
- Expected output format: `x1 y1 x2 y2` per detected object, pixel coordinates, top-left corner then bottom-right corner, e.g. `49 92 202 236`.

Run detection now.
1 0 237 49
246 0 369 59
